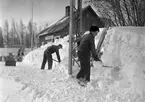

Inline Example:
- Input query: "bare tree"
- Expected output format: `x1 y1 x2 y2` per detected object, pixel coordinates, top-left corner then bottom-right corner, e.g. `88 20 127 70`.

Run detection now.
1 19 43 48
85 0 145 26
11 19 20 45
0 27 4 47
3 20 9 47
43 23 49 29
32 22 39 48
10 21 14 46
26 21 33 48
19 20 26 46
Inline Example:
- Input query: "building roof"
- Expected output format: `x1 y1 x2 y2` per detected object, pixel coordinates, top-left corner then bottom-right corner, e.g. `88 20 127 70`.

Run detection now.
38 5 103 36
38 16 69 36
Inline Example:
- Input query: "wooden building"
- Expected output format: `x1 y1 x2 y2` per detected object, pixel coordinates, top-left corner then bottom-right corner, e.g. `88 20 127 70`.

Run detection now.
38 5 106 45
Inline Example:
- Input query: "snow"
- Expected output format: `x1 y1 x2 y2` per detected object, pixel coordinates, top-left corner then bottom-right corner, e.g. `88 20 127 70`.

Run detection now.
102 26 145 100
0 26 145 102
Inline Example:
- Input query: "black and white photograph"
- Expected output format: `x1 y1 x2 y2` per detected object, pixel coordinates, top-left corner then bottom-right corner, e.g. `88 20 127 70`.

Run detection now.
0 0 145 101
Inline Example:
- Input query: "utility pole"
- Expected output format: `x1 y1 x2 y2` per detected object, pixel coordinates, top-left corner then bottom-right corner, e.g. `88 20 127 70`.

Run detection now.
31 0 34 51
68 0 74 75
78 0 82 37
79 0 82 36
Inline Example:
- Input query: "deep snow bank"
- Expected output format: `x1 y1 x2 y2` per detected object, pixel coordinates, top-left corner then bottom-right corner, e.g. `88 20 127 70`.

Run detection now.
23 36 69 68
2 27 145 101
23 29 104 68
102 26 145 98
24 27 145 98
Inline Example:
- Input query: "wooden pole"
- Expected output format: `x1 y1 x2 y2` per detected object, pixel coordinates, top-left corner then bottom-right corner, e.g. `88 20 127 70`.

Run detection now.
79 0 82 35
77 0 82 37
68 0 73 75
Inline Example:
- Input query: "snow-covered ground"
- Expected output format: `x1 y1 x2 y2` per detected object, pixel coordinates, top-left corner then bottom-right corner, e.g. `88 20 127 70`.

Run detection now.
0 26 145 102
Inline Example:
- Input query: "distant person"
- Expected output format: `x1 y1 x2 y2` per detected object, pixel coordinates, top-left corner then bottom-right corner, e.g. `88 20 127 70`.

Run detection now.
17 47 25 57
6 53 15 61
76 25 101 86
17 47 25 61
41 44 63 70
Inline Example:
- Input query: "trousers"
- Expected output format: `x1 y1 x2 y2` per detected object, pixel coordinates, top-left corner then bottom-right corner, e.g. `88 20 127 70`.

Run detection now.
76 51 91 81
41 51 53 70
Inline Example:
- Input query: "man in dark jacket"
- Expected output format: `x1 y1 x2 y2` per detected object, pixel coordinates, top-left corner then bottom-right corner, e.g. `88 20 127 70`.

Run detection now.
17 47 25 57
76 25 101 85
41 44 63 70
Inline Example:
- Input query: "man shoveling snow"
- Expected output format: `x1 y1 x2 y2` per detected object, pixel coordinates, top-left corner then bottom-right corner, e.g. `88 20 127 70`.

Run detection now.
76 25 102 87
41 44 63 70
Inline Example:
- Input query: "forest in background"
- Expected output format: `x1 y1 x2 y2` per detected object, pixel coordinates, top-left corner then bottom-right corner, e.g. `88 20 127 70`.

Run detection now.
1 0 145 48
0 19 49 48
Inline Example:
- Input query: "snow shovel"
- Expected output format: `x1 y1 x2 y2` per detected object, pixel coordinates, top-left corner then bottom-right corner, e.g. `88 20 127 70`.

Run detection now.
53 59 59 63
110 66 122 81
72 56 80 67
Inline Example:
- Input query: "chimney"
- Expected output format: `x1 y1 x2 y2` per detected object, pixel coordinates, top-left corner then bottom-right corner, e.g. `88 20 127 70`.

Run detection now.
65 6 70 16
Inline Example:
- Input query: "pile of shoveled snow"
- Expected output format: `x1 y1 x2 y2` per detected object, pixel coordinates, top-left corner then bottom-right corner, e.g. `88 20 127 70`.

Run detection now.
23 28 104 68
21 27 145 101
101 26 145 100
23 36 69 68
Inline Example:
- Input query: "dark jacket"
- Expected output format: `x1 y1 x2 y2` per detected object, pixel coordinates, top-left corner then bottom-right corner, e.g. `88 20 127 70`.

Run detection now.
45 45 61 62
17 48 24 57
77 33 99 61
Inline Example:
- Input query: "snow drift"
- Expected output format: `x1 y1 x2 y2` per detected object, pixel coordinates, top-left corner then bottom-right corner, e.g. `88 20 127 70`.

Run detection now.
102 26 145 99
21 26 145 101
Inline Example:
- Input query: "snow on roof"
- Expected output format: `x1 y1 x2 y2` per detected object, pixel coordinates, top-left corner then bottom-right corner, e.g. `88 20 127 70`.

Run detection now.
38 16 69 36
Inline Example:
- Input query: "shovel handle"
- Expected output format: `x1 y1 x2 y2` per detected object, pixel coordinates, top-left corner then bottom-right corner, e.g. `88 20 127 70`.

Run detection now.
53 59 59 63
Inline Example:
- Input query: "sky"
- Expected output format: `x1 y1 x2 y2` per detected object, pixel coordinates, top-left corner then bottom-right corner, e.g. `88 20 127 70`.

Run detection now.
0 0 86 27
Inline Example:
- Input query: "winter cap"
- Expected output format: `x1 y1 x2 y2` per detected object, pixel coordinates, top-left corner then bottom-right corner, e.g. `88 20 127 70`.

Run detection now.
89 25 99 32
58 44 63 48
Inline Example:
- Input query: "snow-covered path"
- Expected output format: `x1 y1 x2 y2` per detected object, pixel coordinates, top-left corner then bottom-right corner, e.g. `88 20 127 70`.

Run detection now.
0 62 69 102
0 62 112 102
0 61 142 102
0 62 103 102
